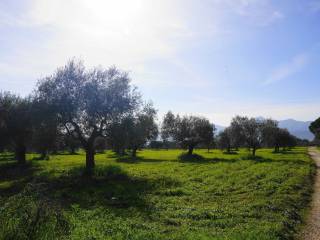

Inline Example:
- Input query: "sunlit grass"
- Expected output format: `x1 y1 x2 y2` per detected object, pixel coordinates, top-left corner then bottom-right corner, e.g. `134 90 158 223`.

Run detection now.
0 147 315 240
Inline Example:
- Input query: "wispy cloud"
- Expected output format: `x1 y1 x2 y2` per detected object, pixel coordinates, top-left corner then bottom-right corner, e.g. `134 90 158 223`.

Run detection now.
264 53 309 85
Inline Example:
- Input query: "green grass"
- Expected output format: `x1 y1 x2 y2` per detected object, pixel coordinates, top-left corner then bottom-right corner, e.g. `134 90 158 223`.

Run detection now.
0 148 315 240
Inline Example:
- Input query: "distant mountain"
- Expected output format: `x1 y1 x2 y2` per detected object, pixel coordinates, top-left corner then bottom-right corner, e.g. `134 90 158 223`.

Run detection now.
278 119 314 141
214 118 314 141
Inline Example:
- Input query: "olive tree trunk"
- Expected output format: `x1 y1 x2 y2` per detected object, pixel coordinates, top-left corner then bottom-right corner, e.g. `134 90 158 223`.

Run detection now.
252 146 256 156
188 145 194 155
15 145 26 164
85 146 95 171
132 147 137 157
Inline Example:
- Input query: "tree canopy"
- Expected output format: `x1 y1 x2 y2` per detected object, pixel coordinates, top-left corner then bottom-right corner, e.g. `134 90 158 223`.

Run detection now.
36 60 141 171
162 112 214 155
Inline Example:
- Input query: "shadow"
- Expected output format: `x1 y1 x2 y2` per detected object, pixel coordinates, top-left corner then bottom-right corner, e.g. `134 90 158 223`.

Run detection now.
178 153 205 162
272 150 299 155
222 151 238 155
239 154 310 166
0 161 38 196
116 155 169 164
241 155 266 161
115 155 142 163
53 152 80 156
25 165 175 216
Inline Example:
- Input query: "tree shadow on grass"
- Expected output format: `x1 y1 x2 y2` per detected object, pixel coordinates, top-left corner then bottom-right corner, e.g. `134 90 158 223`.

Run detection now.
115 155 169 164
28 165 180 217
53 152 80 156
222 151 239 155
272 150 299 155
0 164 182 239
239 154 310 166
178 153 206 162
0 161 38 196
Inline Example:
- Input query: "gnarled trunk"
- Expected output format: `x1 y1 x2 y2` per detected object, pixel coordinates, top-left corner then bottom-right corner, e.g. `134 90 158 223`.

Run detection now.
252 146 256 156
188 145 194 155
85 146 95 171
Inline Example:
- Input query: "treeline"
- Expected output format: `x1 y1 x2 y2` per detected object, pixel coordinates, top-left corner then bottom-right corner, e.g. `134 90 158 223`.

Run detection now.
216 116 302 155
0 60 309 172
151 114 305 155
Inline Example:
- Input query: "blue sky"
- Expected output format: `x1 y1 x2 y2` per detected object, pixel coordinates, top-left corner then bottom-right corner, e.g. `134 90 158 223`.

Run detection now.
0 0 319 125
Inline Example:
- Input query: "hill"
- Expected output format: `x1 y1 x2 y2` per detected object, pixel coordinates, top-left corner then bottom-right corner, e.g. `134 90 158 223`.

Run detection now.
279 119 313 141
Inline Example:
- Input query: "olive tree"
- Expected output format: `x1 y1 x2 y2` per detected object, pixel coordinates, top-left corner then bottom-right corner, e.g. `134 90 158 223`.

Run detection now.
230 116 263 156
0 92 33 164
106 116 133 155
161 111 175 150
31 100 60 159
36 60 140 171
229 116 247 150
218 127 232 153
161 112 214 155
126 104 158 157
274 128 297 151
260 119 279 148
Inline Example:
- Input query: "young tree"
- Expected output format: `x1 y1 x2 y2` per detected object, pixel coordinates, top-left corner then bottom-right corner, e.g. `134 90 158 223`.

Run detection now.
275 128 297 151
260 119 279 148
36 60 140 171
201 122 215 152
106 116 133 155
229 116 247 150
127 104 158 157
161 111 175 150
230 116 263 156
218 127 232 153
244 118 268 156
162 112 214 155
31 100 60 159
0 92 33 164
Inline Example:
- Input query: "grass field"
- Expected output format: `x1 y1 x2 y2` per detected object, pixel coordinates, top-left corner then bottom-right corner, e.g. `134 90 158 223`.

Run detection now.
0 148 315 240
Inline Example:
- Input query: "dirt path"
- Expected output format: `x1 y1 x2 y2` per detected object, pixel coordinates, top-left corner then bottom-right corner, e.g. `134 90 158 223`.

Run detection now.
298 147 320 240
